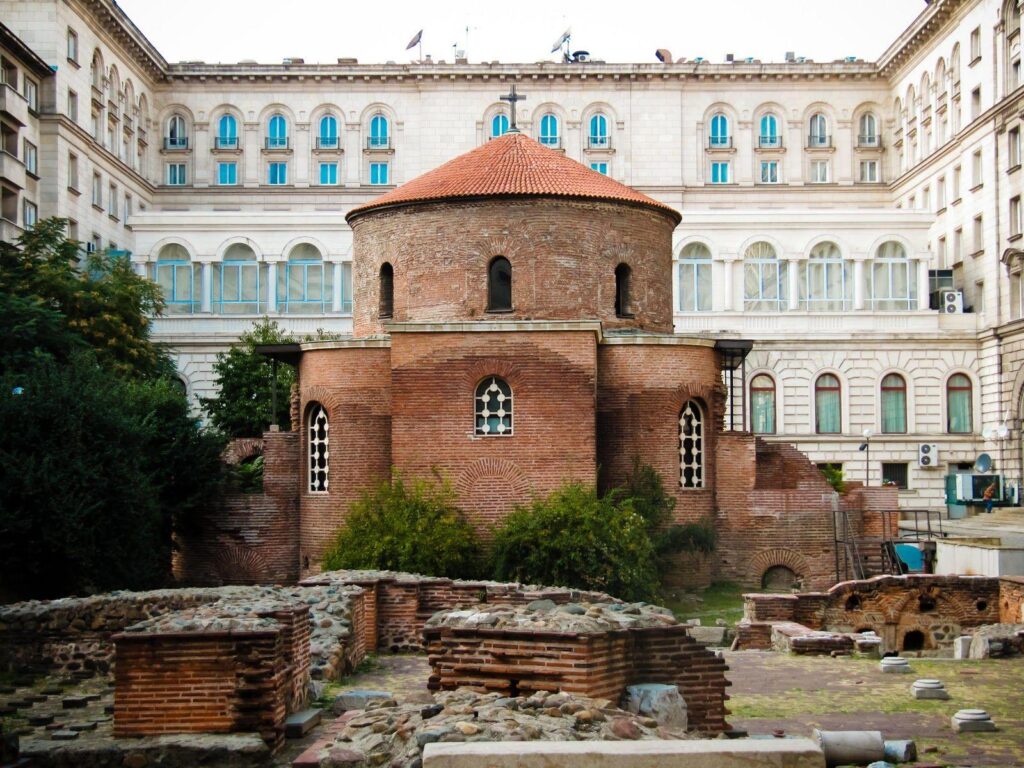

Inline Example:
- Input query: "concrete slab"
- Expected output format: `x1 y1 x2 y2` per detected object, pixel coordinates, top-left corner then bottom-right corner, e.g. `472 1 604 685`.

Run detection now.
285 708 322 739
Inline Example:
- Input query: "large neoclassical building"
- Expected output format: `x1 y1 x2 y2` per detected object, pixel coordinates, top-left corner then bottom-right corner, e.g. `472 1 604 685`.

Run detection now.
1 0 1024 515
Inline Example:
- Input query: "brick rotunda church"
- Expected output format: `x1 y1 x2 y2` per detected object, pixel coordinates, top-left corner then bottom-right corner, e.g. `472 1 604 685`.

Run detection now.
177 128 896 591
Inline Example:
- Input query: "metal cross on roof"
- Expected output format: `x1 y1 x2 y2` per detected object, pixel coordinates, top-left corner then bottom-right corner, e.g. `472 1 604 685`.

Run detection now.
499 84 526 133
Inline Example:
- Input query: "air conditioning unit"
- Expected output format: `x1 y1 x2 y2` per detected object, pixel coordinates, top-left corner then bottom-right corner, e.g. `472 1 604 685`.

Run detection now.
918 443 940 468
941 290 964 314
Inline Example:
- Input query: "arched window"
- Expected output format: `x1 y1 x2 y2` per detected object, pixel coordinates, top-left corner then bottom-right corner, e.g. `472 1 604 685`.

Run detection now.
614 263 632 317
267 114 288 149
678 242 712 312
947 373 973 433
858 113 878 146
539 113 560 146
166 114 187 149
881 373 907 433
710 113 730 147
744 241 788 311
369 114 389 148
589 113 609 148
801 241 850 311
91 51 104 89
214 242 265 314
487 256 512 311
808 113 829 147
308 403 329 492
750 374 776 434
679 400 704 489
491 113 509 138
870 241 917 310
759 113 780 148
152 243 198 315
216 114 238 149
815 373 842 434
318 114 339 149
379 262 394 318
475 377 512 436
279 243 326 314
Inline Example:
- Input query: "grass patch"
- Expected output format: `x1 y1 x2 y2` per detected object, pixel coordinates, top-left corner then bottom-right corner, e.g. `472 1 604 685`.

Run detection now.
662 581 753 626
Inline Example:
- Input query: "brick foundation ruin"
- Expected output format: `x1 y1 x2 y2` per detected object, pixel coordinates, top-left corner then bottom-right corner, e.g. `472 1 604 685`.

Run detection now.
736 574 1024 655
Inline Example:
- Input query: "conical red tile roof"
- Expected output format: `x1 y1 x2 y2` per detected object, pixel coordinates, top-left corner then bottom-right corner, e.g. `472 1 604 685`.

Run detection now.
346 133 680 223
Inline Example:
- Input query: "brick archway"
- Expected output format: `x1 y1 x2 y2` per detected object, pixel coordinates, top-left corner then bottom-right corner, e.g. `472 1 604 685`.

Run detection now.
455 459 532 534
749 548 810 588
212 543 269 585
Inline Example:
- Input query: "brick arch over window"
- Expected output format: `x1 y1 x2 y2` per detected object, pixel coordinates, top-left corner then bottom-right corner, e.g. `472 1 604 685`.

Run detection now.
222 438 265 466
888 586 970 624
300 386 343 417
748 548 810 587
211 543 269 585
463 358 523 390
455 458 532 534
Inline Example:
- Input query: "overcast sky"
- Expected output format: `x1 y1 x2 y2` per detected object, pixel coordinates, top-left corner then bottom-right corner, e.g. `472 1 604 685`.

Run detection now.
117 0 927 66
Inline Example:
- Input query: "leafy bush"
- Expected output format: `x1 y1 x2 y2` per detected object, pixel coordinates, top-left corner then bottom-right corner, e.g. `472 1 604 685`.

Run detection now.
232 455 265 494
321 475 480 578
819 463 846 494
490 483 660 602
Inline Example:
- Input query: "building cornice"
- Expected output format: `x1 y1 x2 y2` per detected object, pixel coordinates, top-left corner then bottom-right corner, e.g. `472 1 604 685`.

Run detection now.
39 113 156 191
876 0 973 80
72 0 169 82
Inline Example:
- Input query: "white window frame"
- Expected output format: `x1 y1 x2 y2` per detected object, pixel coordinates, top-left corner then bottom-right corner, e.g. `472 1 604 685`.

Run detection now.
744 242 788 311
759 160 779 184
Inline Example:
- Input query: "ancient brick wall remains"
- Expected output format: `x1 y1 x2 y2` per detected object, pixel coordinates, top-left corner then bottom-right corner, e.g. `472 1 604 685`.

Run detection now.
350 198 677 337
1000 576 1024 623
424 625 729 734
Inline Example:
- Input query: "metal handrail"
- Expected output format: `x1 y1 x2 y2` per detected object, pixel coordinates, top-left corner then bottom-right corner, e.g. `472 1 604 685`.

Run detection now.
807 135 832 148
214 137 238 149
316 136 340 149
265 137 290 150
163 137 188 150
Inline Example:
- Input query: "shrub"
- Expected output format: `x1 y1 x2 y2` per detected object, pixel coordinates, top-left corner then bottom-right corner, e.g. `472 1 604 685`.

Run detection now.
819 463 846 494
321 475 480 578
490 483 660 602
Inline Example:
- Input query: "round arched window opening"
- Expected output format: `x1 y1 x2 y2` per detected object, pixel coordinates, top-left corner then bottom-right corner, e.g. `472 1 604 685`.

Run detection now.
761 565 798 590
379 262 394 318
308 404 329 493
614 263 633 318
487 257 512 312
679 400 704 489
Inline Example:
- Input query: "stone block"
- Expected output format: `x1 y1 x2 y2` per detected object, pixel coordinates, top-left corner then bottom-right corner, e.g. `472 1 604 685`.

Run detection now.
911 679 949 700
334 690 394 712
621 684 687 729
953 636 972 659
951 709 996 733
812 729 884 766
686 626 727 645
50 730 79 741
879 657 911 673
285 708 322 738
883 739 917 762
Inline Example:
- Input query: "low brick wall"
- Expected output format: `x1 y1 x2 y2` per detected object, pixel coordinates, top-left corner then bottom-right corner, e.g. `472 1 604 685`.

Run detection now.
1000 576 1024 623
424 624 729 735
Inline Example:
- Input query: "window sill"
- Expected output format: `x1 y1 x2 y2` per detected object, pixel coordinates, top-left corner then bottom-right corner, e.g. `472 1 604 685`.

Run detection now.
66 58 80 69
67 185 80 196
951 197 962 206
486 308 515 314
970 183 983 193
108 214 119 222
26 170 39 180
1009 163 1021 175
91 203 103 212
969 55 982 67
936 206 947 215
1009 232 1023 242
970 249 984 258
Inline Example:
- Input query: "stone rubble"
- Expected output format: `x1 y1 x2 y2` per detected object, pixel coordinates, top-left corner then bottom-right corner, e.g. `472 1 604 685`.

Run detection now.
423 601 677 633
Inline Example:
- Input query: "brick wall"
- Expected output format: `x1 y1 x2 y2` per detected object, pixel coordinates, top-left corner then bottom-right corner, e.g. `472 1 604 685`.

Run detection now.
1000 576 1024 623
350 198 676 337
424 624 729 735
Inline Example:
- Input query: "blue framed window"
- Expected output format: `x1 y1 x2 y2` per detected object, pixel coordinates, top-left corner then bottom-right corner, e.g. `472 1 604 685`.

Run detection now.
710 113 730 147
539 113 559 146
165 115 187 149
339 261 353 314
216 114 237 149
318 114 338 149
678 242 712 312
370 161 389 185
217 161 237 186
759 113 779 147
491 113 509 138
590 162 608 175
152 243 197 315
268 161 287 185
319 162 338 185
267 114 288 149
279 243 327 314
214 243 264 314
589 113 608 147
369 114 389 148
166 163 186 185
710 161 730 184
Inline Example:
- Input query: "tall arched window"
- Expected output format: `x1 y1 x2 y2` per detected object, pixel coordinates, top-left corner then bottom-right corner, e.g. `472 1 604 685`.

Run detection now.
491 113 509 138
318 114 339 149
801 241 850 311
759 113 779 148
881 373 907 433
614 263 632 317
267 114 288 149
947 373 973 433
379 262 394 318
808 113 828 147
539 113 560 146
744 241 787 311
152 243 198 315
308 403 329 493
475 376 513 436
214 242 265 314
487 256 512 311
679 400 704 488
216 114 237 149
589 113 609 147
369 114 389 148
870 241 916 310
710 113 730 147
678 242 712 312
279 243 326 314
858 113 878 146
815 373 842 434
166 114 187 149
750 374 776 434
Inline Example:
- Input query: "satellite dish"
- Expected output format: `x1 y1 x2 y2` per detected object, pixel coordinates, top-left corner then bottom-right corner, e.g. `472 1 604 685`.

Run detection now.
975 453 993 473
655 48 673 63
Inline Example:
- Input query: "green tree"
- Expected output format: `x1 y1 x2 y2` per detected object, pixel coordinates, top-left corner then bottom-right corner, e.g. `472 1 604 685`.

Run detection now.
201 319 295 437
321 474 480 578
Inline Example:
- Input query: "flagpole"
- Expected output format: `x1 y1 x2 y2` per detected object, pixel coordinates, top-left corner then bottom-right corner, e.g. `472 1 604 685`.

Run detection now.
418 39 422 63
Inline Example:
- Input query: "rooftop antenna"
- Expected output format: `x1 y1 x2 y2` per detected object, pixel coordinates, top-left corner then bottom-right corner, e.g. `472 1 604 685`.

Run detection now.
499 84 526 133
405 29 423 62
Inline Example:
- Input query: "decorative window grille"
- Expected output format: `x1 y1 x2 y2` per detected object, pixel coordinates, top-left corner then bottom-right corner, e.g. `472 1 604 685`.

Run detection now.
308 404 329 492
679 400 704 488
475 377 512 436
